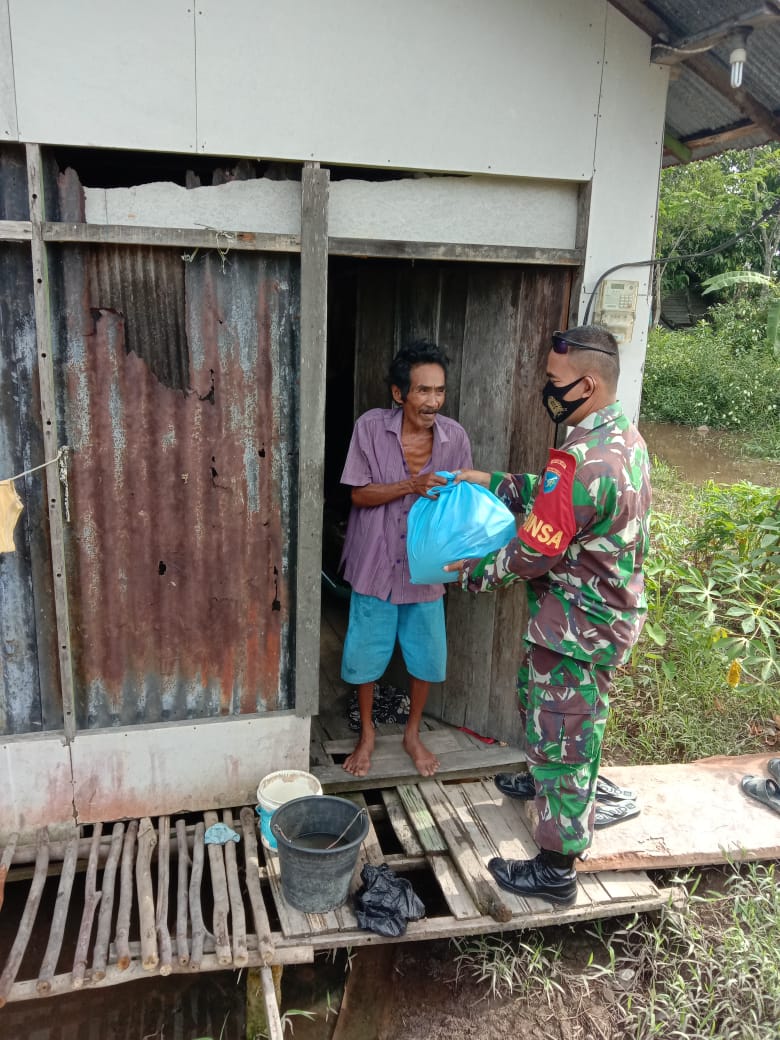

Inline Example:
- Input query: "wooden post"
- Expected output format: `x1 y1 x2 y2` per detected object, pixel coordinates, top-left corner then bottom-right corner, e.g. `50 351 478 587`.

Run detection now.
0 833 19 911
0 830 49 1007
203 811 232 966
175 819 190 966
294 161 329 718
37 835 79 993
188 821 207 970
91 822 124 981
239 806 274 965
114 819 138 970
25 143 77 741
135 817 158 971
222 809 248 967
72 824 104 988
155 816 173 975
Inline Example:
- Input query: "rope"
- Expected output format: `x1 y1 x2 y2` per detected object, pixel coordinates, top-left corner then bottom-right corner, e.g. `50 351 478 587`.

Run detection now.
2 445 70 485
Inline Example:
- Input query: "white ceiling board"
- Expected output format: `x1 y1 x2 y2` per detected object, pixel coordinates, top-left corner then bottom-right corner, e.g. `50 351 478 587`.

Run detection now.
9 0 196 152
196 0 606 180
0 0 18 141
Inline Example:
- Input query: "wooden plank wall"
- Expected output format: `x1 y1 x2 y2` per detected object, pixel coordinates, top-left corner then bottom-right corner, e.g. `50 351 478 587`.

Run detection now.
346 259 572 743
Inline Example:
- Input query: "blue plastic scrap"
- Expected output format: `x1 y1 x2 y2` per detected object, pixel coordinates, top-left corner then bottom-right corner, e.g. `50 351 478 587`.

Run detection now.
204 823 241 845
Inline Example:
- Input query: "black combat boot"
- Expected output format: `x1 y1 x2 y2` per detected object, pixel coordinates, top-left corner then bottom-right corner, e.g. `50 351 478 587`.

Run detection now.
493 771 535 800
487 849 577 906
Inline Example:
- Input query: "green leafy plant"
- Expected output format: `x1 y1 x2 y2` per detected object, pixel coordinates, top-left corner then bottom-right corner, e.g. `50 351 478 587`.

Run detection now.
609 465 779 764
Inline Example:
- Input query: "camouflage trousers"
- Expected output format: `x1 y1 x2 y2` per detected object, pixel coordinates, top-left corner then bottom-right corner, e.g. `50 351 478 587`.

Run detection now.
518 643 611 856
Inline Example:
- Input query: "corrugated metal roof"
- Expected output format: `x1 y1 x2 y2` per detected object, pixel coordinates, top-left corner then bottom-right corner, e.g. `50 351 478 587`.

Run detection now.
611 0 780 162
665 66 745 138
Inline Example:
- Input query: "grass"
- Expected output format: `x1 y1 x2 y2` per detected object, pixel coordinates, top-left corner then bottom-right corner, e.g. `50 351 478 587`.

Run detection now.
450 862 780 1039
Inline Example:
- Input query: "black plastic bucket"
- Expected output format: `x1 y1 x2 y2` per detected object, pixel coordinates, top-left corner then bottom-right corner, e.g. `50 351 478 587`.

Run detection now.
270 795 369 913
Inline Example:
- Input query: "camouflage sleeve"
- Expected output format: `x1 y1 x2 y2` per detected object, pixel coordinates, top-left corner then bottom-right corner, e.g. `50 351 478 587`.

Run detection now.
460 450 601 591
490 472 540 517
460 536 560 592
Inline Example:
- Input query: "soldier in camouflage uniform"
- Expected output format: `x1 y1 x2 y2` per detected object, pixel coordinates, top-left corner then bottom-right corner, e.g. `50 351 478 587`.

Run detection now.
446 325 651 905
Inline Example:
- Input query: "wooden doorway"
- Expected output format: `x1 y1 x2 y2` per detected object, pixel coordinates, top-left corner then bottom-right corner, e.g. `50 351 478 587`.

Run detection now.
320 257 572 752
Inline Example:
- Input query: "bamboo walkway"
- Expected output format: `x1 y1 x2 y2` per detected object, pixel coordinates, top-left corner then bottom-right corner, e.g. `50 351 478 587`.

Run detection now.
0 781 670 1009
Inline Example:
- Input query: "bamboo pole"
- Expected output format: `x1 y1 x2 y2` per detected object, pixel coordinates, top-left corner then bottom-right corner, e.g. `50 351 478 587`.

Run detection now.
175 818 190 966
136 817 158 970
156 816 173 975
239 807 275 965
72 824 104 988
260 965 285 1040
9 826 198 867
91 822 124 981
4 946 314 1004
0 832 19 911
203 811 232 966
36 835 79 994
0 829 49 1007
188 821 207 971
114 819 138 970
222 809 248 967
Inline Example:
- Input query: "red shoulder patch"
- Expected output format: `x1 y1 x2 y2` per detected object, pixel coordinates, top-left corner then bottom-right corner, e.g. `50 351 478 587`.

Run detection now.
517 449 577 557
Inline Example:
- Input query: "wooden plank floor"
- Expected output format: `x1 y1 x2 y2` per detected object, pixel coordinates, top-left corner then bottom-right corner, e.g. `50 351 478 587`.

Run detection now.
572 754 780 871
316 594 526 789
0 780 669 1007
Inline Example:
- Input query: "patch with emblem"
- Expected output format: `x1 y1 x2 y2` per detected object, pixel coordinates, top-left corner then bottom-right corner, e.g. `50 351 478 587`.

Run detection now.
518 449 577 557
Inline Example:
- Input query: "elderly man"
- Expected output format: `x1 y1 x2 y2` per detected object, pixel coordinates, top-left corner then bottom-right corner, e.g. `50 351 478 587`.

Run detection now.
446 325 651 905
339 340 473 778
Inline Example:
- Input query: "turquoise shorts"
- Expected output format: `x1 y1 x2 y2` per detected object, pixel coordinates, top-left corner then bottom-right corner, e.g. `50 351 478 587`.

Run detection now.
341 592 447 685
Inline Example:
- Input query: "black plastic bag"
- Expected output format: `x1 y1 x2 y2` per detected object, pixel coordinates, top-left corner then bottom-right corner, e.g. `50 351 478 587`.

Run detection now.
354 863 425 937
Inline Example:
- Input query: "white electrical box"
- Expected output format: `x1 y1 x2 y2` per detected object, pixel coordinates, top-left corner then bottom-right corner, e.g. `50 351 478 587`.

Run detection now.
594 279 639 344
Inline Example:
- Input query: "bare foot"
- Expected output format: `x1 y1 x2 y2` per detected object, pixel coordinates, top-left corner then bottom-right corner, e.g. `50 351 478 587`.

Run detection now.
343 733 375 776
403 730 440 776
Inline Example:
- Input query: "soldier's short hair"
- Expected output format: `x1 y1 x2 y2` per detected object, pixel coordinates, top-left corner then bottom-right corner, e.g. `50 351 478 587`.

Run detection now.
563 325 620 389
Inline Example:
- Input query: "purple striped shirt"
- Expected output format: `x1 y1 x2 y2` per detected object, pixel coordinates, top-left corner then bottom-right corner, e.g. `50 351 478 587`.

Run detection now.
339 407 473 603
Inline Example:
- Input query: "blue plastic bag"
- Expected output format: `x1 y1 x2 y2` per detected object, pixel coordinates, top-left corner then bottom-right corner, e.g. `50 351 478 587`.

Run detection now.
407 472 517 585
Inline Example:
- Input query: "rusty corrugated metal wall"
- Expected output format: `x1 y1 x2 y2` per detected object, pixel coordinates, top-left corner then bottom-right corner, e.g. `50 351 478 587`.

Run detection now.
47 242 299 727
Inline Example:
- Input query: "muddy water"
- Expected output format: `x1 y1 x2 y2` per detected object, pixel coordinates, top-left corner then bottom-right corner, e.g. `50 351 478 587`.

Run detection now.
639 421 780 487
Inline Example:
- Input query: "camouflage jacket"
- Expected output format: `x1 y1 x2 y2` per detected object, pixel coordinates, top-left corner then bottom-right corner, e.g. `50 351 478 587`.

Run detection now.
460 402 651 668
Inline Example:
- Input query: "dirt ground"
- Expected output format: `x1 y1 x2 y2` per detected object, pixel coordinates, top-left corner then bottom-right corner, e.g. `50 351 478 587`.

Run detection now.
283 920 644 1040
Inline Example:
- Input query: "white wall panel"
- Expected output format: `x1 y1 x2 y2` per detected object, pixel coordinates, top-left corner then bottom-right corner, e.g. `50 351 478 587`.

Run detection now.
576 6 668 422
82 173 580 250
9 0 196 152
1 712 310 840
0 0 17 141
195 0 605 180
330 176 579 247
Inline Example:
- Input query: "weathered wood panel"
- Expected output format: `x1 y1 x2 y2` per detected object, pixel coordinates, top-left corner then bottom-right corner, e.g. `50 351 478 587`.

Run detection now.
0 147 59 736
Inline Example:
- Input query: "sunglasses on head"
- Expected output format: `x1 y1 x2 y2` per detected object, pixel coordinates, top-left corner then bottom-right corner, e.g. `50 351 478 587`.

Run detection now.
551 332 616 357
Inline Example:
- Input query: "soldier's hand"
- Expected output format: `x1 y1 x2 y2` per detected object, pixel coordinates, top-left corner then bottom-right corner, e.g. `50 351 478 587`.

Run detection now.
453 469 491 487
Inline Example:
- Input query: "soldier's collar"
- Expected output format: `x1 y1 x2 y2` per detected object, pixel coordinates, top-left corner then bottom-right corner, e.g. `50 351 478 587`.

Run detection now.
569 401 624 433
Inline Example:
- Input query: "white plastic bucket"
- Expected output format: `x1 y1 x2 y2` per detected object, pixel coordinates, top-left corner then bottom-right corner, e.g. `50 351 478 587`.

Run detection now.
256 769 322 850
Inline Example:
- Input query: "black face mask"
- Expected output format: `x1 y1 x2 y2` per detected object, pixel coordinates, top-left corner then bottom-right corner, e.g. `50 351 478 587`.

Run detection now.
542 377 588 424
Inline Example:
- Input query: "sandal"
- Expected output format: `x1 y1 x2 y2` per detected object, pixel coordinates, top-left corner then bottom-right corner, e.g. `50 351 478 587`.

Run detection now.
740 775 780 816
594 800 640 829
767 759 780 785
596 775 636 803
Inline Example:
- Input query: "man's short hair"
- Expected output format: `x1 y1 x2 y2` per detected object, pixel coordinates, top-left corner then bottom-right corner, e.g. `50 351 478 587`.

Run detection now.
563 325 620 388
388 340 449 400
